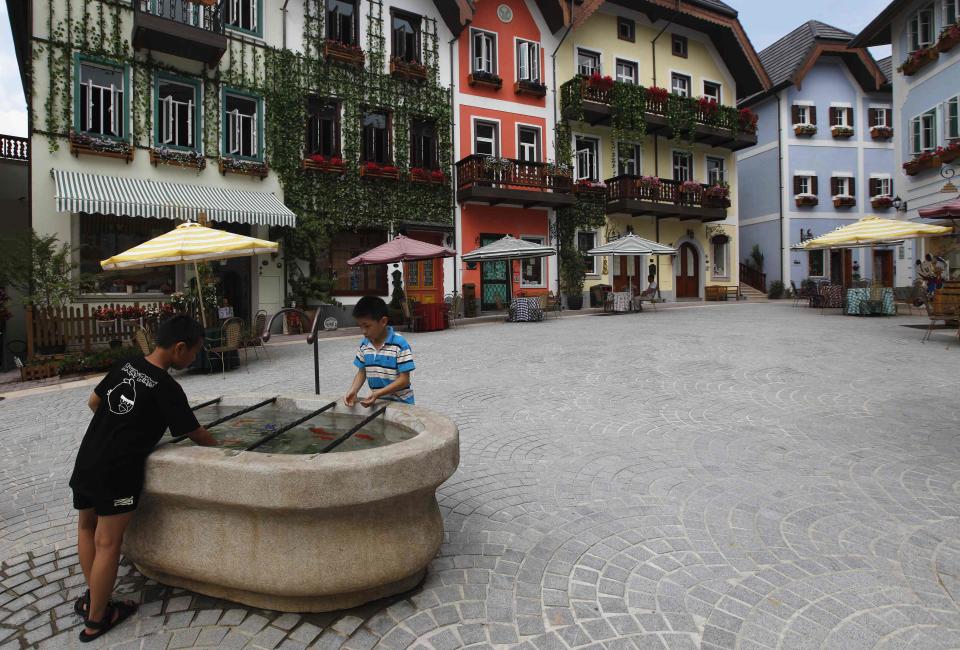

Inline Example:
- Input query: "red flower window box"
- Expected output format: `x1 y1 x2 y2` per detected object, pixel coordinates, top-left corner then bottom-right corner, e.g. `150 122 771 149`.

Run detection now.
360 162 400 180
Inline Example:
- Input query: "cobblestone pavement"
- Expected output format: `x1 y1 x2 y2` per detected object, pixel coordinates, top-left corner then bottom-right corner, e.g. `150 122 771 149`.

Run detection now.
2 303 960 649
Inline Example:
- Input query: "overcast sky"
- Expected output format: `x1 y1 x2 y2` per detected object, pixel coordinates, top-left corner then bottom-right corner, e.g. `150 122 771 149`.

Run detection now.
0 0 894 138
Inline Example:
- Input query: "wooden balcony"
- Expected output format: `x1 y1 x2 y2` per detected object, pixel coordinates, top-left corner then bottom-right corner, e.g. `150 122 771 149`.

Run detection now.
604 175 728 222
132 0 226 65
562 77 758 151
455 155 575 208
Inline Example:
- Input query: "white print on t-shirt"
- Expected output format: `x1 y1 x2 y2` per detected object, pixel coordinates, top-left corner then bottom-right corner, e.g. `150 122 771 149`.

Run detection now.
121 362 158 388
107 378 137 415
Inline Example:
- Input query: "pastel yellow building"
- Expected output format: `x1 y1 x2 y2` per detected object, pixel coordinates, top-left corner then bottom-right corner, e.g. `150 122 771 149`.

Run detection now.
555 0 770 300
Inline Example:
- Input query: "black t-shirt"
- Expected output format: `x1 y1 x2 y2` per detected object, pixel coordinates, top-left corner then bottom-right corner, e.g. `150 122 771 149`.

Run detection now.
69 356 199 491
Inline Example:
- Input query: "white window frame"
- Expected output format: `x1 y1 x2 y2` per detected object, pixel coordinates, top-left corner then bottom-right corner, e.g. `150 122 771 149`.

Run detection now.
912 109 938 153
833 176 852 197
870 176 893 197
795 105 810 125
473 118 499 157
574 135 600 181
79 61 125 138
577 230 598 275
515 39 541 83
576 47 601 76
516 124 541 162
909 4 935 51
471 28 497 75
671 72 691 98
158 80 196 149
672 150 692 182
946 0 959 26
615 58 638 85
702 80 722 103
797 176 811 194
946 96 959 140
832 107 848 127
712 240 728 278
224 92 260 159
870 107 891 127
617 141 642 176
706 156 725 185
225 0 258 33
520 235 547 288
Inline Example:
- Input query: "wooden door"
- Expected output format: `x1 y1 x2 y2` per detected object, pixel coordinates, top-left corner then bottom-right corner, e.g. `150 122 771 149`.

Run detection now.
613 256 642 292
843 249 853 287
873 250 894 286
479 233 509 310
677 243 699 298
405 258 443 304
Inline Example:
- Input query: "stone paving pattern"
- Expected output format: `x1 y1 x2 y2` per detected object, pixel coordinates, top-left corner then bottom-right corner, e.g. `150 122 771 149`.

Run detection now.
2 303 959 648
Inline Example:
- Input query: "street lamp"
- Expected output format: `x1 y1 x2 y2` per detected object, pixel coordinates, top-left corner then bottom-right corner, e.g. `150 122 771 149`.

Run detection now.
892 195 907 213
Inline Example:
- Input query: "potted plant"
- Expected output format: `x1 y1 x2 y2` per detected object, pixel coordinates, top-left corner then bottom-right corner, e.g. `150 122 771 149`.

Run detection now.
831 125 854 138
738 107 758 134
870 125 893 140
938 21 960 52
832 194 856 208
559 248 585 310
302 153 345 173
795 193 819 207
586 71 614 92
898 46 938 75
323 40 365 68
794 123 817 137
515 79 548 97
697 96 719 118
646 86 670 112
703 182 730 208
871 195 894 210
467 70 503 89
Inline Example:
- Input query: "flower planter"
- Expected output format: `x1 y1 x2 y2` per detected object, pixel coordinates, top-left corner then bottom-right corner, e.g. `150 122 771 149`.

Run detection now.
870 126 893 140
703 197 731 209
150 148 206 171
409 169 446 185
359 165 400 181
468 73 502 90
301 158 346 174
514 80 547 98
831 126 854 139
21 362 59 382
794 125 817 137
871 197 893 210
938 26 960 53
898 48 938 75
389 59 428 82
795 195 819 207
69 134 133 162
903 155 940 176
833 196 856 208
219 158 269 179
323 40 365 68
940 148 960 164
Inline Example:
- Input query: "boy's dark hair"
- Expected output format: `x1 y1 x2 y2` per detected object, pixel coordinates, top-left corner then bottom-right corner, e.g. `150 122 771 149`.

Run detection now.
352 296 389 321
155 314 205 349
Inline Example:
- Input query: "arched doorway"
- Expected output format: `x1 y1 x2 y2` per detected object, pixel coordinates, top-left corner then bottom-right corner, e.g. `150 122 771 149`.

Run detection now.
677 242 699 298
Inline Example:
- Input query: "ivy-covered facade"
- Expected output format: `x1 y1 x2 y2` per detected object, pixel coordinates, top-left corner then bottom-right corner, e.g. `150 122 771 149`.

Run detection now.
14 0 457 318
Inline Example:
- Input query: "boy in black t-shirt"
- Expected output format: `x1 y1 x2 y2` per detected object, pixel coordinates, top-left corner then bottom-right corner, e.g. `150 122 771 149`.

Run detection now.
69 315 218 643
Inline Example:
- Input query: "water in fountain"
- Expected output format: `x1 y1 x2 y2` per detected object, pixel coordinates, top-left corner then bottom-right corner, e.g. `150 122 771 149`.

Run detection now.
186 404 416 454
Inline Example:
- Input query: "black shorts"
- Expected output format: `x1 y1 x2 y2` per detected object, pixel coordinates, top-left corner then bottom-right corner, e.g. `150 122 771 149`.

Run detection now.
71 485 141 516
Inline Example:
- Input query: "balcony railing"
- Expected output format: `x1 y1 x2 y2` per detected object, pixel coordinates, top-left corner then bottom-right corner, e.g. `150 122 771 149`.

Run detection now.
0 135 29 162
606 176 723 207
133 0 226 64
456 155 572 192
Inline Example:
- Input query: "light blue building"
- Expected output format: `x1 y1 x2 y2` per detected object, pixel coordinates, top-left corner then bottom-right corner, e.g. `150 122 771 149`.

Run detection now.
736 22 895 292
853 0 960 281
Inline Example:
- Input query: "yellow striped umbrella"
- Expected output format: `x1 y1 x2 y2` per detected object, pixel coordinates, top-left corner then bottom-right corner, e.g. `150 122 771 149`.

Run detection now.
101 221 278 326
802 217 952 250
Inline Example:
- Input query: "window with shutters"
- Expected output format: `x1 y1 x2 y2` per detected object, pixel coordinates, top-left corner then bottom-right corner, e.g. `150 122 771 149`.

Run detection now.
831 176 854 197
703 81 721 103
617 142 641 176
410 119 437 168
577 48 601 76
306 97 339 158
361 111 390 163
672 151 692 181
796 176 811 195
155 76 198 150
809 250 825 277
472 29 497 74
517 126 541 162
223 90 261 159
911 109 938 153
672 34 688 58
473 120 498 157
671 73 691 97
575 136 599 181
947 97 960 140
908 5 935 51
516 40 541 82
77 59 127 139
615 59 638 85
224 0 260 36
793 105 812 125
870 177 893 197
831 107 850 127
391 10 421 63
327 0 359 45
870 108 892 127
617 17 635 42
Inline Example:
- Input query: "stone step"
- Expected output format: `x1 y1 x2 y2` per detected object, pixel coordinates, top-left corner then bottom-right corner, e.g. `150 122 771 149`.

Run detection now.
739 284 768 301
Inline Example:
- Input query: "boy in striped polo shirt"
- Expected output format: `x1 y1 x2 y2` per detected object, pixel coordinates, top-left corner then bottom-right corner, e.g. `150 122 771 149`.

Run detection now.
344 296 416 406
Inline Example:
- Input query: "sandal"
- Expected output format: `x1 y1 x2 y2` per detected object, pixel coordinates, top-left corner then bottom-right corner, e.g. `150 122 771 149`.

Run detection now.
73 590 89 617
78 600 137 643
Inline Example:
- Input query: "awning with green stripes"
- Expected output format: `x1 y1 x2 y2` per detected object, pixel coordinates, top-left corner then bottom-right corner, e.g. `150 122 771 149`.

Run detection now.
52 169 297 228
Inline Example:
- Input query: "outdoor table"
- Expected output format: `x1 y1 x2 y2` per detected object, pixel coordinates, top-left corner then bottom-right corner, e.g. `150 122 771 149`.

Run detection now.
611 292 631 313
509 297 543 322
416 303 447 332
846 288 895 316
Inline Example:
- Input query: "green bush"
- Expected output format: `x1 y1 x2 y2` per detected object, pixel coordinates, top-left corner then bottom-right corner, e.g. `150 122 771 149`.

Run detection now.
559 248 585 296
768 280 786 299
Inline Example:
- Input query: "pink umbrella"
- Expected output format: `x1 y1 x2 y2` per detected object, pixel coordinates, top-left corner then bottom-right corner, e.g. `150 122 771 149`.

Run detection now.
347 234 456 266
918 198 960 219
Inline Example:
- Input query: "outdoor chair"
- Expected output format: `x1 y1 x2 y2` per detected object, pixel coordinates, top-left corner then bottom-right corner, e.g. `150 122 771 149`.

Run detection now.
922 297 959 344
132 327 153 356
245 310 271 362
401 300 424 333
894 284 926 315
207 317 247 378
545 292 562 319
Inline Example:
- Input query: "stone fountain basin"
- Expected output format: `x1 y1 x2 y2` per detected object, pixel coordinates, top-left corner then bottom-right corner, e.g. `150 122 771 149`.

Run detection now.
122 394 460 612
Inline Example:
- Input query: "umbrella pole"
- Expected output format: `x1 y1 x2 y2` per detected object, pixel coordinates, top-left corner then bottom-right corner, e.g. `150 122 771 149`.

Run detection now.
194 261 208 328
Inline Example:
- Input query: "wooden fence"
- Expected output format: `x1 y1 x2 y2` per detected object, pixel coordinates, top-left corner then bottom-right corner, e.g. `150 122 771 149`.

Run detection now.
26 302 174 359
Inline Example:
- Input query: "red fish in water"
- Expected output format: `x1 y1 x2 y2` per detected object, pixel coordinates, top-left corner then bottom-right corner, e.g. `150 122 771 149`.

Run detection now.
310 426 336 440
354 433 374 441
220 438 243 446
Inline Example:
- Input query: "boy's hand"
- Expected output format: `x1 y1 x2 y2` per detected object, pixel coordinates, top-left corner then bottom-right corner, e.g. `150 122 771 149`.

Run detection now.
344 391 358 407
360 393 379 408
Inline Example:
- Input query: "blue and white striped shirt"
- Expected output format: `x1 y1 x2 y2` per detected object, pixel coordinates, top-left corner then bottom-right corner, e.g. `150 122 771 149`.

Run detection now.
353 327 416 404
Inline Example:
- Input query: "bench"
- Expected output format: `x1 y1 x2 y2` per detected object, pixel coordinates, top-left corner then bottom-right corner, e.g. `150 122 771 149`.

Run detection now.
705 285 727 301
